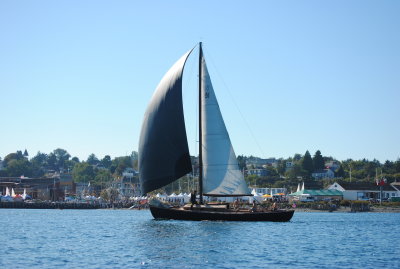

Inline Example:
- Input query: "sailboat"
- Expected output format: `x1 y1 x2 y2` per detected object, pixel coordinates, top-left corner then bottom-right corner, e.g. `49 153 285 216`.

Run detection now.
139 43 294 222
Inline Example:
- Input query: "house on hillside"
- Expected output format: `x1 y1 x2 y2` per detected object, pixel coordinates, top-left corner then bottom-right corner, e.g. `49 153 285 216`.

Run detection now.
325 161 340 171
247 168 268 177
246 157 277 167
312 169 335 180
328 182 397 201
122 168 138 179
285 161 294 172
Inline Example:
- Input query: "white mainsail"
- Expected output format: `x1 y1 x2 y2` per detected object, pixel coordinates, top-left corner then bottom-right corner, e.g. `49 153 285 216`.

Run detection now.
201 55 250 196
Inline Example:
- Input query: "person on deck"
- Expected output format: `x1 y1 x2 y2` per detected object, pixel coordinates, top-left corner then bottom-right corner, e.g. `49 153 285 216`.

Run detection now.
190 190 197 209
233 198 239 211
251 199 257 212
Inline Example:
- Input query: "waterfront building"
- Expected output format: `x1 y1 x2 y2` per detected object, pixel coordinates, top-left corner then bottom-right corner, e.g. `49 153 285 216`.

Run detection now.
110 168 140 198
328 182 398 201
389 182 400 200
0 177 62 201
250 187 287 195
289 188 343 201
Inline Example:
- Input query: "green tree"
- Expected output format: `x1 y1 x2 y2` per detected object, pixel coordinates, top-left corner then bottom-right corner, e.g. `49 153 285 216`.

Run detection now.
383 160 395 174
293 153 302 162
31 152 48 167
72 162 95 183
4 151 24 166
100 155 112 169
335 165 345 178
30 152 48 177
237 155 247 171
276 159 287 175
5 159 33 177
265 166 278 176
52 148 71 170
87 154 99 165
313 150 325 171
94 169 112 186
64 159 78 173
301 150 314 176
395 159 400 173
47 153 58 170
111 156 132 175
285 163 305 179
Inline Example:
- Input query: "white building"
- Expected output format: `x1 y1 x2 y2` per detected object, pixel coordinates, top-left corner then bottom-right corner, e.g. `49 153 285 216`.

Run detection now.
312 169 335 180
325 161 340 171
250 187 287 195
285 162 294 171
328 182 397 201
122 168 138 179
247 168 268 177
389 182 400 199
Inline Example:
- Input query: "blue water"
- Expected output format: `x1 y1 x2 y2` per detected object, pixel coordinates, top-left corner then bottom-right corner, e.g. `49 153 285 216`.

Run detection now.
0 209 398 269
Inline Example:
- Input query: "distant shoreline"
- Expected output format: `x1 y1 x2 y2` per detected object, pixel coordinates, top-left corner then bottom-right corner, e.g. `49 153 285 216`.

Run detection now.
294 207 400 213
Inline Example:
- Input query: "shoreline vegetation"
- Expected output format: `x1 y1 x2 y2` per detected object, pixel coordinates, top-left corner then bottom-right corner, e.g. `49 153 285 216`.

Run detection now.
294 207 400 213
1 149 400 196
1 149 399 211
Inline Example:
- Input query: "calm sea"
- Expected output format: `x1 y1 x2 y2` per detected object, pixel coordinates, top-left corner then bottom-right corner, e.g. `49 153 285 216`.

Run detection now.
0 209 398 269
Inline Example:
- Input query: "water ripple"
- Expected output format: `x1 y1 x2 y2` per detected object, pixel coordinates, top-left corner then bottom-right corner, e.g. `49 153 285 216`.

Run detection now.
1 210 399 268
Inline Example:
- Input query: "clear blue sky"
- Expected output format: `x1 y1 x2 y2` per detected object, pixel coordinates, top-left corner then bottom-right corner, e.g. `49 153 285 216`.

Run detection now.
1 0 399 163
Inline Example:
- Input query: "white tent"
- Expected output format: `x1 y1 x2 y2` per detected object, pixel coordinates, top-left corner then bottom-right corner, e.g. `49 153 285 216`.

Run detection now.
249 189 263 203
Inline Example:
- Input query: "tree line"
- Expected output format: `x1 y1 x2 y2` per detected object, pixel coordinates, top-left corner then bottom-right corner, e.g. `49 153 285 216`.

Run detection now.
1 148 400 191
238 150 400 190
0 149 138 187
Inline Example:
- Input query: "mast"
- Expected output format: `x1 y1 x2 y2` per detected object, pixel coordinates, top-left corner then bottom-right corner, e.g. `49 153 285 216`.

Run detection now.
198 42 204 204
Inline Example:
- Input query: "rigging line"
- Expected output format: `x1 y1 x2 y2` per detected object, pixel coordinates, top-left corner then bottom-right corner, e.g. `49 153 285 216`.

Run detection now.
203 48 266 158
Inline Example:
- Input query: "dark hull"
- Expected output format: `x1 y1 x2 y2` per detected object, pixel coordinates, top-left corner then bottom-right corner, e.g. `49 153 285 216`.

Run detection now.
149 205 294 222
